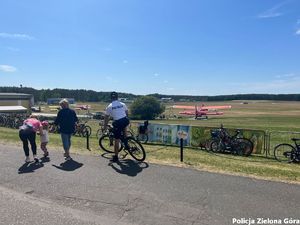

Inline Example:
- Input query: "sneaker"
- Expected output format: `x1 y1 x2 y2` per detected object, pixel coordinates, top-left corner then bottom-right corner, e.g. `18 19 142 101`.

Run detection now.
65 156 72 161
43 151 49 157
111 155 119 162
33 156 39 163
25 156 31 163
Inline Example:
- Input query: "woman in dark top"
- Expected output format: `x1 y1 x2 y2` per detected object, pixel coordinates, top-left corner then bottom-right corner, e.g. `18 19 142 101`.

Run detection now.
54 99 78 160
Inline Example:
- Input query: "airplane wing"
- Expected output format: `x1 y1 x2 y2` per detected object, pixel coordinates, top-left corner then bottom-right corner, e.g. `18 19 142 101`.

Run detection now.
173 105 231 110
179 110 224 116
201 105 231 110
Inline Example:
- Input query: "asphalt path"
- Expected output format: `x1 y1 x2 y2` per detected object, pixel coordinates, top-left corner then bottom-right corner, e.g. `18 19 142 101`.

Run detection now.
0 144 299 225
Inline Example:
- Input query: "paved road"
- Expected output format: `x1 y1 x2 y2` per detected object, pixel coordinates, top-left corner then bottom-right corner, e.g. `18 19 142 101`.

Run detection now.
0 144 299 225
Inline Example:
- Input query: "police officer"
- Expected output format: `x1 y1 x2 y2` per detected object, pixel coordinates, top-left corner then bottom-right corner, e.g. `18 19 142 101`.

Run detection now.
103 92 129 162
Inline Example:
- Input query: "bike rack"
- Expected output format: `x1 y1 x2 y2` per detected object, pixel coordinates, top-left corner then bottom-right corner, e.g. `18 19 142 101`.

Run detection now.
86 129 90 150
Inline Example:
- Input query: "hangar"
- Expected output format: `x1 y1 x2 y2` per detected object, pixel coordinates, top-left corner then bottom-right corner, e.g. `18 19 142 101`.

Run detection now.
0 93 34 112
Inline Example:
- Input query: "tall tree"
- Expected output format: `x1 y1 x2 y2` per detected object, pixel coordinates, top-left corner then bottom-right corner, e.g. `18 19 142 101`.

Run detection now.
130 96 165 120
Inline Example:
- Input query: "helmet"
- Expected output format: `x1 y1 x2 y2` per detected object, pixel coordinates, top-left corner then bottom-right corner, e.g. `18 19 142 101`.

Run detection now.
110 91 118 100
41 121 49 126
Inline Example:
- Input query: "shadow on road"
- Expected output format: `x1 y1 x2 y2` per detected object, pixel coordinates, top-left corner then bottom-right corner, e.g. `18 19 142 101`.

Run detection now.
52 159 83 171
109 159 149 177
18 161 44 174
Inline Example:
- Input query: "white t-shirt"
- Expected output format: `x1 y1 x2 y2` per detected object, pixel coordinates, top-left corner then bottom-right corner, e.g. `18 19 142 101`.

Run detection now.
105 100 128 121
40 130 49 143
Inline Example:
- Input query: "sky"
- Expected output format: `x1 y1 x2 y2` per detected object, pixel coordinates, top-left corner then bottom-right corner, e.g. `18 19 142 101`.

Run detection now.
1 0 300 96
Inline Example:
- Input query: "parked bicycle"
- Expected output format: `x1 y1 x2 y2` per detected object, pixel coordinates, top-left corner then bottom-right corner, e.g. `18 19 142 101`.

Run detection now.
73 121 92 137
136 120 149 144
99 124 146 161
95 120 105 139
0 113 26 129
127 121 149 144
209 125 253 156
274 138 300 163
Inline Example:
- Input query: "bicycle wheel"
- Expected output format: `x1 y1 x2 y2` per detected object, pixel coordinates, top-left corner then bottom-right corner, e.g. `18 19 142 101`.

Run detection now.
234 138 253 156
99 134 123 153
274 143 295 162
136 133 148 144
82 125 92 137
126 136 146 161
210 140 223 153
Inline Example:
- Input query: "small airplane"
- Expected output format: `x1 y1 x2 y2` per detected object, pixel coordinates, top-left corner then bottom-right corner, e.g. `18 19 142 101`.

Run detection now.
49 105 60 111
172 104 232 119
74 104 91 110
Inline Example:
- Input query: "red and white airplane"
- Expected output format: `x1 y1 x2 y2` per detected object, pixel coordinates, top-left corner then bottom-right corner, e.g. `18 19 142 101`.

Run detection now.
172 104 231 119
74 105 91 110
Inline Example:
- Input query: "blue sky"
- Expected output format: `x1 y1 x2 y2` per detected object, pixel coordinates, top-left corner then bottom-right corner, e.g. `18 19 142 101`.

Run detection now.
1 0 300 95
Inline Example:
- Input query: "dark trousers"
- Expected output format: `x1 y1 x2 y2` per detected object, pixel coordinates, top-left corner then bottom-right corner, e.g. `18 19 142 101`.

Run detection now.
19 130 37 157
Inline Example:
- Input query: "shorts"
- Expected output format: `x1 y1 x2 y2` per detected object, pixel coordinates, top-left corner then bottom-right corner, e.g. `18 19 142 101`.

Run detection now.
112 117 129 139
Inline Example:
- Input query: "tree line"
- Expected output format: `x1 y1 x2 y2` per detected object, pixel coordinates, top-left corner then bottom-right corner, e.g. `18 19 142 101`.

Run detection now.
1 86 300 102
148 93 300 102
0 86 136 102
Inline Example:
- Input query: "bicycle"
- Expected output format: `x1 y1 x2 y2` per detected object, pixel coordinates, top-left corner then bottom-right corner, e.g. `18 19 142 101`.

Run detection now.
73 121 92 137
96 120 134 139
99 124 146 161
95 120 105 139
136 120 149 144
274 138 300 163
128 121 149 144
209 125 253 156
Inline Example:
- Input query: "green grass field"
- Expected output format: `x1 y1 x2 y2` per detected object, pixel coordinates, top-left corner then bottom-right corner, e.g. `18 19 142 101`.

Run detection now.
1 100 300 183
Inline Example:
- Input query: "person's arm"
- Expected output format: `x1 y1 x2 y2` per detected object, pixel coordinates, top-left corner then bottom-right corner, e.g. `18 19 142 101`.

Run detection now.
72 110 79 127
124 104 129 117
39 127 43 135
38 123 43 135
103 105 111 130
54 111 61 125
74 110 79 123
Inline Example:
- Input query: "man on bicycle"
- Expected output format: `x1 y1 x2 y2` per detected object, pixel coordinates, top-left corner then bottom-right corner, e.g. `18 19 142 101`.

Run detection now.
103 91 130 162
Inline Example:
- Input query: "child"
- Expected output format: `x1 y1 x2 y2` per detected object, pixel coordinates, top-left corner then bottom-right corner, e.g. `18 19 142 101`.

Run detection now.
40 121 49 157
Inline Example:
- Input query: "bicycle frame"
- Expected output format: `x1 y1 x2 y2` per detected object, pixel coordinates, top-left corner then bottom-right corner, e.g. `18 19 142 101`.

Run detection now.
291 139 300 161
99 124 146 161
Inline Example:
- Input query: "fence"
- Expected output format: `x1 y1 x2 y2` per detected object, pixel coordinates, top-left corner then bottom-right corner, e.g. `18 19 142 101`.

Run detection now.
1 116 298 158
131 122 268 155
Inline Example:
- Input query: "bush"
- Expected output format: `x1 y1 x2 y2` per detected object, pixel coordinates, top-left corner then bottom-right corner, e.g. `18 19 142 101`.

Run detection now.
130 96 165 120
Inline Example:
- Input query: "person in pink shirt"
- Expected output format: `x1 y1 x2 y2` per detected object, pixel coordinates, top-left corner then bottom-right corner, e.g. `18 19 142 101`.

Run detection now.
19 115 43 163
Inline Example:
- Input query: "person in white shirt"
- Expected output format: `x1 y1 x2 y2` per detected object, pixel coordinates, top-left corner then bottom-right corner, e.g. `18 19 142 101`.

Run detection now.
40 121 49 157
103 92 129 162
